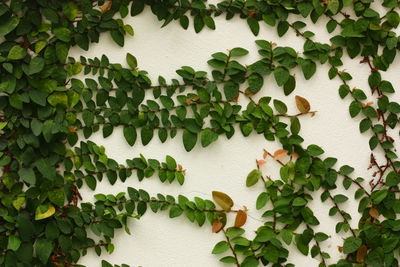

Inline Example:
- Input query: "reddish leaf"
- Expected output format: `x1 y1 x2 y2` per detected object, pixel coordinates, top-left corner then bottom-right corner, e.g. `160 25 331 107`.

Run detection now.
256 159 266 166
212 221 223 233
100 1 112 12
273 149 288 161
234 210 247 228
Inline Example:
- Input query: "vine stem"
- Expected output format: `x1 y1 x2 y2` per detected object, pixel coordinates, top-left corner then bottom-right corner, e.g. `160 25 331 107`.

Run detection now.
326 191 356 237
221 228 240 267
306 225 327 267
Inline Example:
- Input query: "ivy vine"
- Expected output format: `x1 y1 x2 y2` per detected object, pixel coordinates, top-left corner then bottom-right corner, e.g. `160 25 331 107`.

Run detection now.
0 0 400 267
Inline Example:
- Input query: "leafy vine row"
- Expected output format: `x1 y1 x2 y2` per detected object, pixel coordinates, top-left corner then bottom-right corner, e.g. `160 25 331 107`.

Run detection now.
0 0 399 267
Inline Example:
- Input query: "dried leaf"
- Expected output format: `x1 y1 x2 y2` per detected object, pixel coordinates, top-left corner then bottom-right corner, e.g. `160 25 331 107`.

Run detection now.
337 246 343 253
234 210 247 228
362 101 374 108
356 245 368 263
212 191 234 211
295 95 310 113
100 1 112 12
263 151 268 159
369 208 379 219
273 149 288 161
212 221 223 233
257 159 266 166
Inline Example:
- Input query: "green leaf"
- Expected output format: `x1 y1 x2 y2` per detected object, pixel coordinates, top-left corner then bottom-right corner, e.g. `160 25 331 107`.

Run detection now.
274 67 290 86
200 128 218 147
0 16 19 36
126 53 137 69
246 169 262 187
247 18 260 36
273 99 287 114
256 192 269 210
29 57 45 74
255 227 275 242
166 155 177 170
48 92 68 108
141 126 153 145
101 260 113 267
8 45 27 60
277 21 289 36
169 205 183 218
230 47 249 57
193 15 204 33
333 194 348 203
48 189 64 207
284 75 296 95
301 59 316 80
53 27 72 42
372 189 388 204
63 2 79 20
293 197 307 206
35 239 53 263
281 229 293 245
18 168 36 184
241 256 259 267
328 0 340 14
343 237 362 254
123 126 137 146
182 130 197 152
248 73 264 94
212 241 229 254
349 101 362 117
315 232 329 242
224 81 239 100
7 235 21 251
307 144 324 156
111 29 124 46
204 16 215 29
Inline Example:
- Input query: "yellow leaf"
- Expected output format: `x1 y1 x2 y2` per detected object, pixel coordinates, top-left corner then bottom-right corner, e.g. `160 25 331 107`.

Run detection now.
35 204 55 220
212 191 234 211
12 196 25 211
295 95 310 113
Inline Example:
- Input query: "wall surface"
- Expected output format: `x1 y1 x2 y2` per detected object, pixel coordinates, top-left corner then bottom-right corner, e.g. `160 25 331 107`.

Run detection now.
72 5 400 267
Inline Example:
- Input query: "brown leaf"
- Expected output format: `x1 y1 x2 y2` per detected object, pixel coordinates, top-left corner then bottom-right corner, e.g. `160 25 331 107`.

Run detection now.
212 221 223 233
273 149 288 161
295 95 311 113
356 245 368 263
234 210 247 228
337 246 343 253
100 1 112 12
369 208 379 219
212 191 234 211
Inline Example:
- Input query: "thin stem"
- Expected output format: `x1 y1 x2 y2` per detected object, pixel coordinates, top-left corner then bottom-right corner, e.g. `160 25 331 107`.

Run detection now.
222 228 240 267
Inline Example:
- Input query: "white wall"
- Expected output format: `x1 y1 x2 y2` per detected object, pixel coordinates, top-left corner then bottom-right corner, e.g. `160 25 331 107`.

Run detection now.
72 6 400 267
